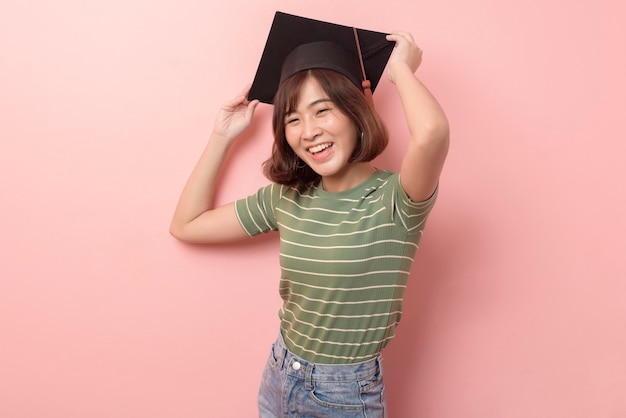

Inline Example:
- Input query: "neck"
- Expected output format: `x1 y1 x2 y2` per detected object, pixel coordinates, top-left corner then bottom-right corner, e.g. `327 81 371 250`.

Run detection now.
321 163 376 192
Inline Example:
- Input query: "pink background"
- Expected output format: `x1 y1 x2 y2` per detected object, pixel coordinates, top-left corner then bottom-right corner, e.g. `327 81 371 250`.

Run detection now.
1 1 625 417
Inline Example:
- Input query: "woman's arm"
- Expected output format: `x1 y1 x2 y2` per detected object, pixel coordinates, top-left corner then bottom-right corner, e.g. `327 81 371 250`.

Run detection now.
169 86 259 244
386 33 449 202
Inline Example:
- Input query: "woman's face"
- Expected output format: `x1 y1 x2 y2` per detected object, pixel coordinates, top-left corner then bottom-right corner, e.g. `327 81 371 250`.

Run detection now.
283 76 359 183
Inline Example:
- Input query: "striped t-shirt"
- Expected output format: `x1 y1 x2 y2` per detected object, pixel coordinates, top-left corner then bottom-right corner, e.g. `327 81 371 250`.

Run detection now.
234 170 437 364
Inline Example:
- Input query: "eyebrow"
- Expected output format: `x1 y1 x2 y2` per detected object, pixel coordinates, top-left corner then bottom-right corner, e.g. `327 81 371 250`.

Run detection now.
308 98 332 108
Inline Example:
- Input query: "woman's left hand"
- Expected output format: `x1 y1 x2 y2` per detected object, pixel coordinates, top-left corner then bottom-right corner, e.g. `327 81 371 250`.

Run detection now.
385 32 423 84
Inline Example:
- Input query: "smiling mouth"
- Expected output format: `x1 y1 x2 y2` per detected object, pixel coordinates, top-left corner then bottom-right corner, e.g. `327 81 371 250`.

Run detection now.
308 143 332 154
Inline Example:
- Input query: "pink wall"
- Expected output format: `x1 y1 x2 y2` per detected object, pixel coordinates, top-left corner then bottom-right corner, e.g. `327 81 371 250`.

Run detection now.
1 1 625 417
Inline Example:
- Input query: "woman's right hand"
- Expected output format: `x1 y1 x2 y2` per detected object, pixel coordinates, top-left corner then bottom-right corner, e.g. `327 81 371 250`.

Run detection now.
212 85 260 143
170 85 260 244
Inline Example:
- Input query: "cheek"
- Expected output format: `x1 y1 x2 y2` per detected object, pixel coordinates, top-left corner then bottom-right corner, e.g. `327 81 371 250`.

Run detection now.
342 123 359 148
329 114 357 138
284 129 298 149
284 129 306 158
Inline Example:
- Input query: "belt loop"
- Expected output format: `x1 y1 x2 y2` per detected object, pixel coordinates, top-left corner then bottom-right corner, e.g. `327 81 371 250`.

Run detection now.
275 335 287 370
304 362 314 390
279 346 287 370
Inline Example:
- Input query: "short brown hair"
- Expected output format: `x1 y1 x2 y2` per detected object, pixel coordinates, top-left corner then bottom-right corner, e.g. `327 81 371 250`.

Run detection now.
263 69 389 189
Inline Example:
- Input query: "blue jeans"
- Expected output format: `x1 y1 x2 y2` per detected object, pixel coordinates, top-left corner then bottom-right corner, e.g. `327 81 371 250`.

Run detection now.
258 333 387 417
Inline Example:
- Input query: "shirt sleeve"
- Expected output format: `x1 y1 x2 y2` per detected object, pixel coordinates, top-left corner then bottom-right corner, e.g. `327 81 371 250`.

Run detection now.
234 183 283 237
390 173 438 236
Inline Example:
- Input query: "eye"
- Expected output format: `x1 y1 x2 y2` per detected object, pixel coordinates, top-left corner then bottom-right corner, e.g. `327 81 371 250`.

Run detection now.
316 108 329 116
285 116 299 126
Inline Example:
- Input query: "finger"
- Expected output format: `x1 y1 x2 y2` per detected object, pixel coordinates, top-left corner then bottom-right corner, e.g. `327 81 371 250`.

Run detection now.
237 83 252 98
245 99 260 120
223 88 251 109
229 84 253 102
386 32 413 44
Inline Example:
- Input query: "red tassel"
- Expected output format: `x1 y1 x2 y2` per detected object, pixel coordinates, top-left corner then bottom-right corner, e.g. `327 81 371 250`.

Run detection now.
353 27 375 109
362 79 374 108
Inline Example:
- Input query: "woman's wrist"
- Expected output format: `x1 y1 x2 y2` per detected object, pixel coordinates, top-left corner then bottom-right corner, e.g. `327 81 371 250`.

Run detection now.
209 130 238 148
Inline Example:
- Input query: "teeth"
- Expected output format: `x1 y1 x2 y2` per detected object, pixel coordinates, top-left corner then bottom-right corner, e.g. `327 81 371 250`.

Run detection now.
309 143 331 154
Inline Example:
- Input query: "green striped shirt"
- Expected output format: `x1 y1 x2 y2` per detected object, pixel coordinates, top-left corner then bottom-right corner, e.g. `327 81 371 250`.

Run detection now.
235 170 437 364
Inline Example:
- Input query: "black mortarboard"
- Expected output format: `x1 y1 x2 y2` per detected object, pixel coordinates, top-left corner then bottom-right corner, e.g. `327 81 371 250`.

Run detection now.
248 11 395 105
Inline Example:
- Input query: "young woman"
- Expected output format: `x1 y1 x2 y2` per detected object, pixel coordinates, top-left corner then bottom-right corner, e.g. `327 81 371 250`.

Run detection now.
170 17 449 418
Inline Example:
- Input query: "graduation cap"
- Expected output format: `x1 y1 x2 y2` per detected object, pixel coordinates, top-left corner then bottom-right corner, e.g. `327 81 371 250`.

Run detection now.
248 11 395 105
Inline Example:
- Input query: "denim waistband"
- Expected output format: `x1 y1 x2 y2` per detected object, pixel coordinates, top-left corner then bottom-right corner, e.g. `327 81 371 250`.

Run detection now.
271 332 382 386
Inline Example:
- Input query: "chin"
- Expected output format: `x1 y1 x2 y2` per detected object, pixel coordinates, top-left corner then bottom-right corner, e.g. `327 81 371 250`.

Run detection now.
311 166 346 179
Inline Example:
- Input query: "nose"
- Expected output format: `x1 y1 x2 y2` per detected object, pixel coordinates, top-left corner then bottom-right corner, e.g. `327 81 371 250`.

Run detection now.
301 117 322 141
